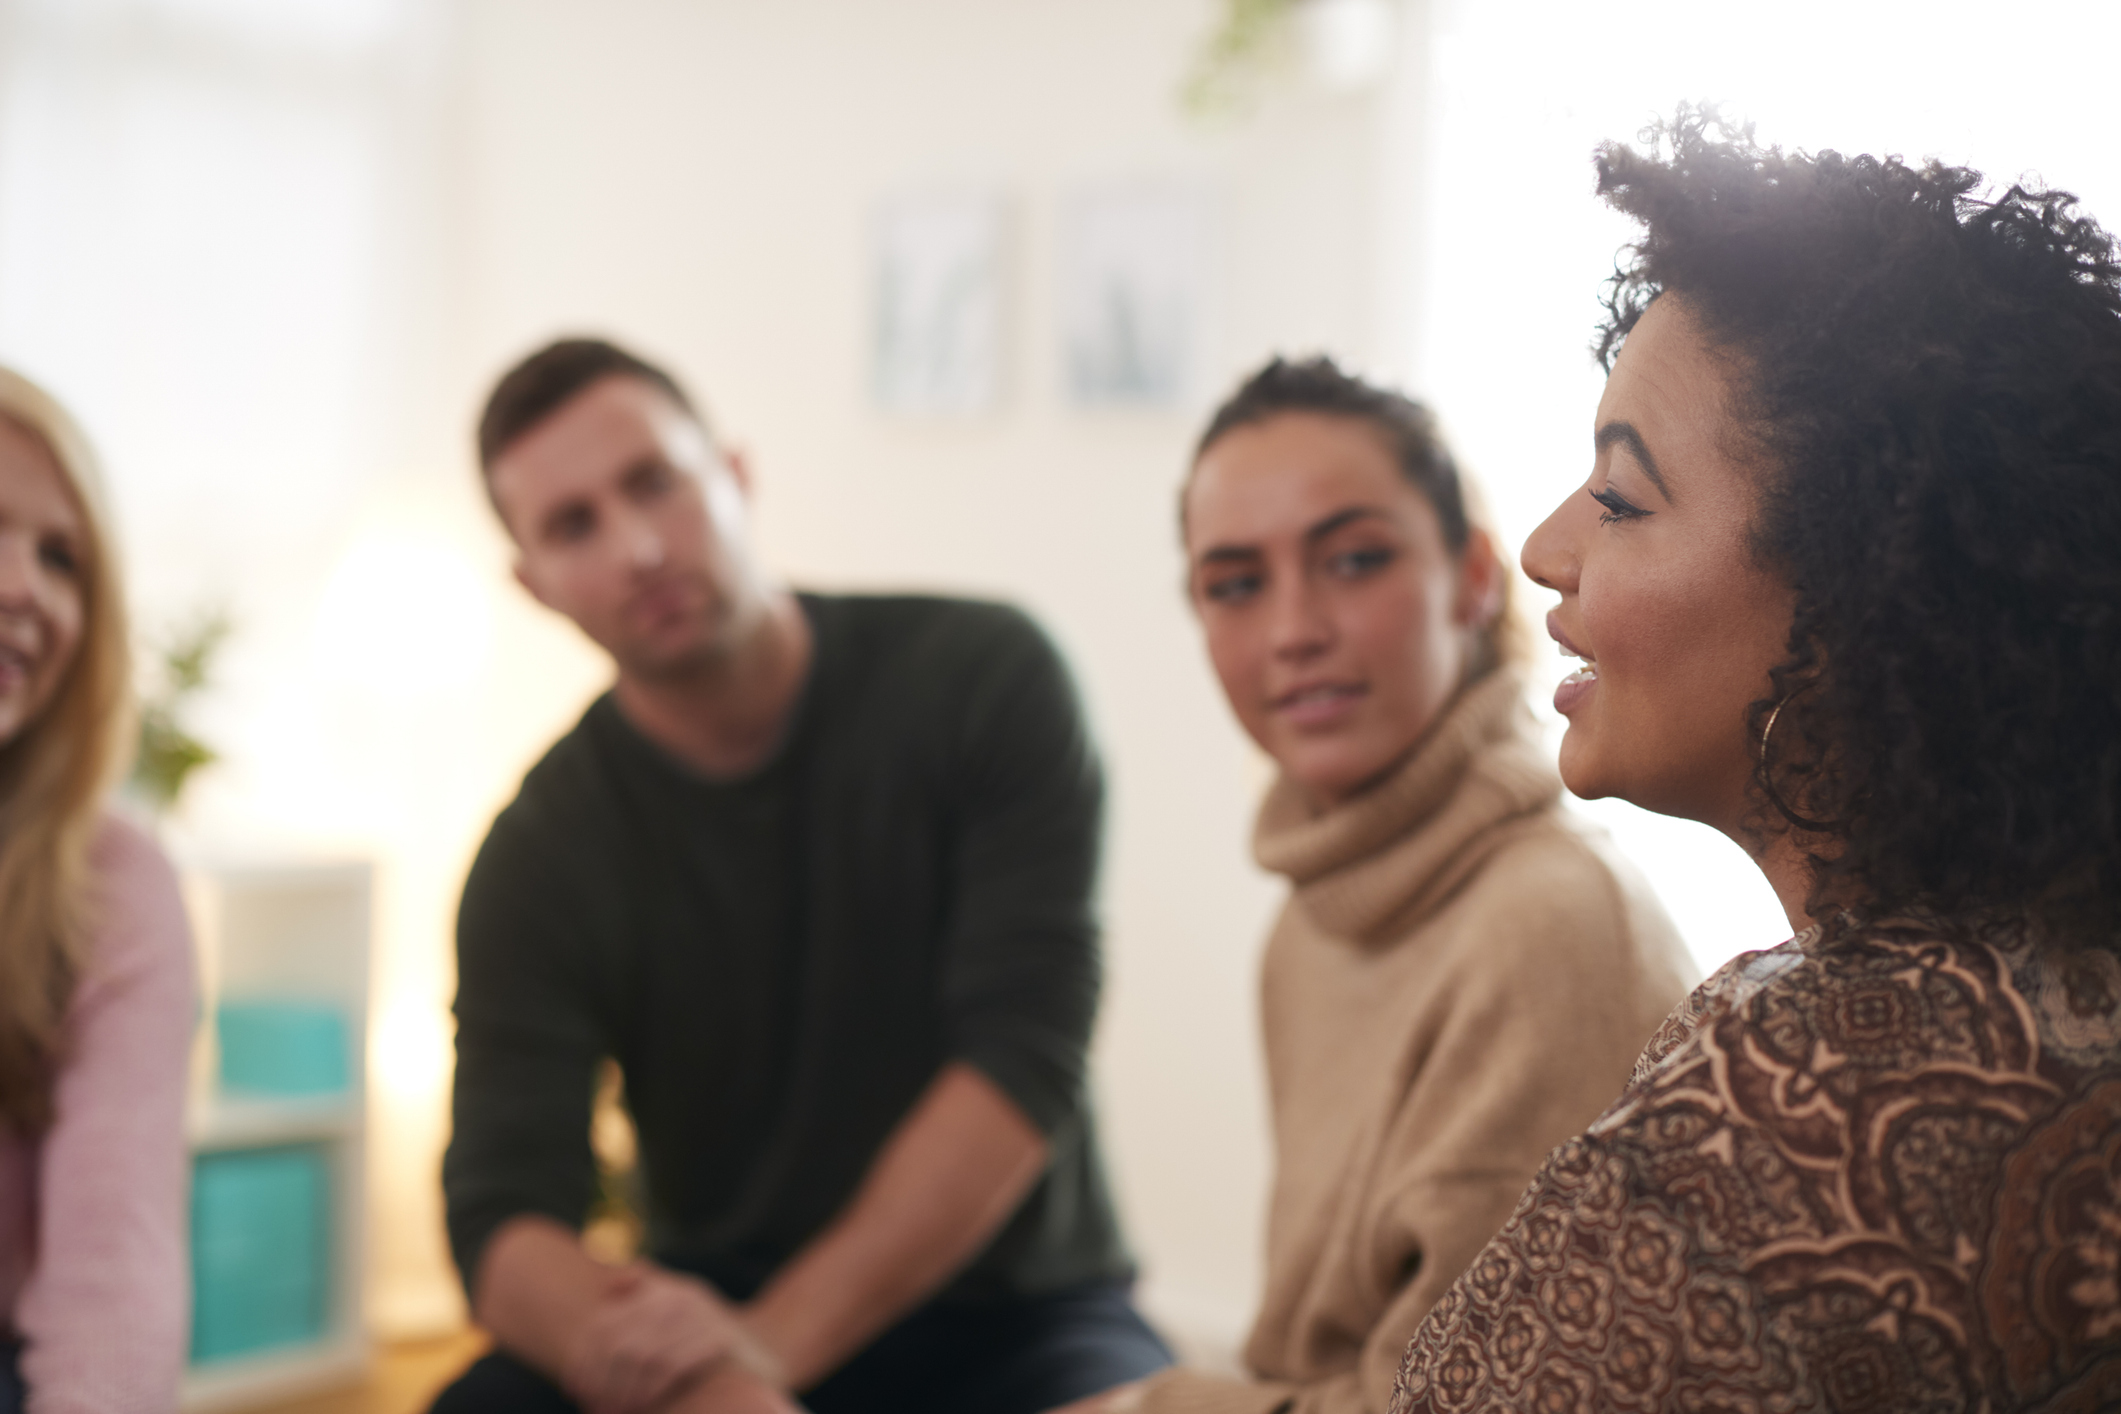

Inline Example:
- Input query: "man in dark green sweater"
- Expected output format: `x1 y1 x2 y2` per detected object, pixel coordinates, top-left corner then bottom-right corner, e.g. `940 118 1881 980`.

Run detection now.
431 340 1167 1414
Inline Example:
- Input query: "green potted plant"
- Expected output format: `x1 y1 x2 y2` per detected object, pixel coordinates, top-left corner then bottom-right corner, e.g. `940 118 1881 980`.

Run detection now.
130 610 230 816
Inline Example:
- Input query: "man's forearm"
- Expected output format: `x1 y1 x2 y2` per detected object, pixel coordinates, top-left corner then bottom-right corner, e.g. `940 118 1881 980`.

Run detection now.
667 1363 803 1414
742 1062 1051 1390
474 1214 632 1385
477 1217 793 1414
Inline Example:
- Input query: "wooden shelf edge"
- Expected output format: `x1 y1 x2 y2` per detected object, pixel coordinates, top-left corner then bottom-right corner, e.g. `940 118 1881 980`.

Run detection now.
189 1097 362 1150
181 1337 370 1413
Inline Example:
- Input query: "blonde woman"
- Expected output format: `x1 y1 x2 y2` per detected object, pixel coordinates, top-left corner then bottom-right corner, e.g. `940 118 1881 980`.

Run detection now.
0 368 193 1413
1065 358 1694 1414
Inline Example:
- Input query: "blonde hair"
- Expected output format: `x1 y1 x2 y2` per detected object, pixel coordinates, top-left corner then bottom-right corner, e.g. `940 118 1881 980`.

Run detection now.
0 368 133 1133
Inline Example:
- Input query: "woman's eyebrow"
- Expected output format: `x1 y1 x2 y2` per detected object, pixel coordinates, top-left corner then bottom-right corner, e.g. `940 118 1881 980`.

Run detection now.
1595 421 1674 502
1196 505 1390 563
1304 505 1389 542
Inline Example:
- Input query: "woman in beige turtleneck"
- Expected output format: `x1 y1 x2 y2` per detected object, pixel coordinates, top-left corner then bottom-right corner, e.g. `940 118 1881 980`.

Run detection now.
1056 357 1694 1414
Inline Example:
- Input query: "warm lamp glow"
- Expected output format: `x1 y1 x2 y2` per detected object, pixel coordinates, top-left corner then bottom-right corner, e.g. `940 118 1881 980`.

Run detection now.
371 994 451 1106
312 530 495 700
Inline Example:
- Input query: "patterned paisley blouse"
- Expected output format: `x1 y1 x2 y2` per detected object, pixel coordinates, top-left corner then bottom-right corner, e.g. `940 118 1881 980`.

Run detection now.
1388 923 2121 1413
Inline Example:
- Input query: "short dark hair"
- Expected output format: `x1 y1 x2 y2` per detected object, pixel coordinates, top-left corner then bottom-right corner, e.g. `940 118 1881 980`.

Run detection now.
1595 106 2121 944
476 337 702 472
1189 355 1471 550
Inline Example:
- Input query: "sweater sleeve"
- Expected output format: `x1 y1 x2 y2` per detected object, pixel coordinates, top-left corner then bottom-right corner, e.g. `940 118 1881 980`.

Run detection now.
934 608 1105 1139
442 812 605 1292
18 816 196 1414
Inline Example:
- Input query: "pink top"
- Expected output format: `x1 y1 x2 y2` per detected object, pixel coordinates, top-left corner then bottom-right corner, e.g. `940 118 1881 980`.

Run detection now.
0 815 195 1414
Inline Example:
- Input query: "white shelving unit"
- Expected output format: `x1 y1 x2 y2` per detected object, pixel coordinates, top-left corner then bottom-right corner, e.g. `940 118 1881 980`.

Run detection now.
181 860 373 1414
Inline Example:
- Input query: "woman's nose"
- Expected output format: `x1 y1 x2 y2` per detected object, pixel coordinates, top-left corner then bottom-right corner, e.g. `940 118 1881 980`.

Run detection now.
0 532 37 605
1268 579 1332 658
1521 493 1580 593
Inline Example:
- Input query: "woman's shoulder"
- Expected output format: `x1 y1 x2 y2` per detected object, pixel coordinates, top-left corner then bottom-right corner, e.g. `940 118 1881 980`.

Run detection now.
1554 924 2121 1411
1716 925 2118 1085
89 808 174 875
1623 934 1806 1084
1615 928 2048 1110
80 811 193 984
1453 804 1693 976
1449 805 1620 919
1596 924 2121 1237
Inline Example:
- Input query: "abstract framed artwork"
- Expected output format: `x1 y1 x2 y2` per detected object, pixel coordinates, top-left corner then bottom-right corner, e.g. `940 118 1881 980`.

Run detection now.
871 190 1007 415
1059 181 1211 408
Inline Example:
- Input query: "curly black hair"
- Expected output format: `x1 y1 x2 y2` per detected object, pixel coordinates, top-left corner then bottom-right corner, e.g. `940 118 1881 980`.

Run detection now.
1596 106 2121 945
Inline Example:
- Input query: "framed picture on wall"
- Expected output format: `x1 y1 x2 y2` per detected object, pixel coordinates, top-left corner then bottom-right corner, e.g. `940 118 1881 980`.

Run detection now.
1059 181 1212 408
871 190 1007 415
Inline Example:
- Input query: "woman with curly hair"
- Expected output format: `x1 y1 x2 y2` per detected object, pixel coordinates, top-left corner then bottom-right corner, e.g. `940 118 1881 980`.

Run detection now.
1057 357 1694 1414
1388 111 2121 1413
0 368 194 1413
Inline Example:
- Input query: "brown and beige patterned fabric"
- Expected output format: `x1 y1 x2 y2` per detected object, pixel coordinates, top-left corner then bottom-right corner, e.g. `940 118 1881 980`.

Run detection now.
1388 924 2121 1413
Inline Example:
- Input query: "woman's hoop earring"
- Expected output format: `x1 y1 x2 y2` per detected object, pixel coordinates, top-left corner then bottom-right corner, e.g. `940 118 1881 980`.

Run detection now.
1759 697 1789 762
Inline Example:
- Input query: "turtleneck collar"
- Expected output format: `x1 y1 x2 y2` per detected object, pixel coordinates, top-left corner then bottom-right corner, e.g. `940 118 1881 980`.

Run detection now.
1252 667 1562 943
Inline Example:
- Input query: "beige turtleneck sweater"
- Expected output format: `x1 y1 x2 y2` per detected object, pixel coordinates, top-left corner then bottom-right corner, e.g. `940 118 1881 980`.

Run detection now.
1137 670 1695 1414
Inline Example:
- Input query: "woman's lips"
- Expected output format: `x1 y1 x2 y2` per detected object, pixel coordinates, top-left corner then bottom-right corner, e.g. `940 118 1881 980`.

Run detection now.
1553 661 1597 716
1275 681 1366 729
0 646 30 698
1545 610 1597 716
1544 610 1586 660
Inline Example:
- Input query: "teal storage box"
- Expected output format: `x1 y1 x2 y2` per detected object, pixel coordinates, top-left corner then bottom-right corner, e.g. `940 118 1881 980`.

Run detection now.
216 1000 349 1097
190 1145 331 1363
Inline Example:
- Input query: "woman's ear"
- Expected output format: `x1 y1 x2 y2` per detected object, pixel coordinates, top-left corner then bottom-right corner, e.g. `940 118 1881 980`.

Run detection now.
719 444 755 496
1453 525 1507 630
